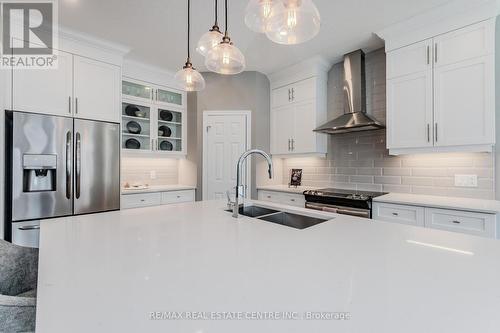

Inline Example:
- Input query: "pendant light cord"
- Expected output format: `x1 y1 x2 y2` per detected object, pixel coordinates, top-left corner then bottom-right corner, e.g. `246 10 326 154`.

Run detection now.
187 0 191 62
214 0 218 26
224 0 228 37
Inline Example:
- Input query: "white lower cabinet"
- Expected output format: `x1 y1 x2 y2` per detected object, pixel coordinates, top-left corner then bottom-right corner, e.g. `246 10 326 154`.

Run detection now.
257 190 305 208
372 203 425 227
122 193 161 209
424 208 496 238
373 202 496 238
122 189 195 209
161 190 195 205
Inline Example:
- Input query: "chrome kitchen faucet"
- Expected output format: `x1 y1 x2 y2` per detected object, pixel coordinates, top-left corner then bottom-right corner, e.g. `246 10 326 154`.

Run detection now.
229 149 273 218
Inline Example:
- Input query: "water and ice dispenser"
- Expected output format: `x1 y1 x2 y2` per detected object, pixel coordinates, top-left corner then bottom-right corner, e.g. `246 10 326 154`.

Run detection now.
22 154 57 192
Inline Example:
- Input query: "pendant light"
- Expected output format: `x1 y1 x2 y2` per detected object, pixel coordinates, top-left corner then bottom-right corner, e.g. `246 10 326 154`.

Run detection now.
265 0 321 45
244 0 276 33
175 0 206 91
196 0 223 57
205 0 246 75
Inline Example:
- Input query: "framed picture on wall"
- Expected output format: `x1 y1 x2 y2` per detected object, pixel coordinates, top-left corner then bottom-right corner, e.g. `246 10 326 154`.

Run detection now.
289 169 303 187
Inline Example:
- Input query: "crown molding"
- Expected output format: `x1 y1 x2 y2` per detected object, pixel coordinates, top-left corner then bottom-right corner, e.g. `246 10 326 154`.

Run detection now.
58 26 130 57
122 59 179 89
376 0 500 51
268 55 332 89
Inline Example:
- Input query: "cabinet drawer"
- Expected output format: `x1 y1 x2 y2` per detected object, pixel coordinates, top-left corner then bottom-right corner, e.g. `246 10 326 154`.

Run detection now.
122 193 161 209
161 190 195 205
280 193 305 208
373 203 425 226
258 190 282 204
424 208 496 238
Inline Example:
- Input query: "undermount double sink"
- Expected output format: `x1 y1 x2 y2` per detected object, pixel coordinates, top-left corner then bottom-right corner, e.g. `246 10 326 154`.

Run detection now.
226 205 328 230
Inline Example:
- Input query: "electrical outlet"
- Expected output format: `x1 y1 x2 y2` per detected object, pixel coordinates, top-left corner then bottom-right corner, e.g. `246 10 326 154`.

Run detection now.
454 174 477 187
150 170 156 180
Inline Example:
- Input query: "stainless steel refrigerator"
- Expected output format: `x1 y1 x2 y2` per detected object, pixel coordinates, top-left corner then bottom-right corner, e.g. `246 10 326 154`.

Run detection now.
4 111 120 247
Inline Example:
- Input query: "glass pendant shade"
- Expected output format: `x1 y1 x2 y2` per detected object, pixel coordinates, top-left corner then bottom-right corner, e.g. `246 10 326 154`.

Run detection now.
175 64 206 92
196 29 223 57
265 0 320 45
205 39 246 75
244 0 276 33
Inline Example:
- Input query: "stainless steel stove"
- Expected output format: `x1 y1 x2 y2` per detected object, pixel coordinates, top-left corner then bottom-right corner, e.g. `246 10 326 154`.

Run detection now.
303 188 386 218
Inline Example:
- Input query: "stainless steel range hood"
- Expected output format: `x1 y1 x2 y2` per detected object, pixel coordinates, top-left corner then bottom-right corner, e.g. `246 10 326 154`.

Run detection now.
314 50 385 134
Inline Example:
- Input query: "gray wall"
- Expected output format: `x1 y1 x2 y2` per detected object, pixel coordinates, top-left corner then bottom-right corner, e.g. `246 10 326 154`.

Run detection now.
281 48 495 199
188 71 271 201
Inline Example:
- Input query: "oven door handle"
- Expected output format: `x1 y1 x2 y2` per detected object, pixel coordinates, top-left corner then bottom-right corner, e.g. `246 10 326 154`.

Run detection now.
322 206 339 214
336 209 370 218
306 203 328 211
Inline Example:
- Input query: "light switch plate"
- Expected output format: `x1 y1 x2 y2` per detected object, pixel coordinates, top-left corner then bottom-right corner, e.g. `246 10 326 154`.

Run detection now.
150 170 156 180
454 174 478 187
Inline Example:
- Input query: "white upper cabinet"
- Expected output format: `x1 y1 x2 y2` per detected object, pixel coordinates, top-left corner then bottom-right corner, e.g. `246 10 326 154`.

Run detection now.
387 70 433 149
11 50 73 117
271 105 295 155
434 55 494 147
386 39 432 79
293 100 318 153
269 59 329 156
9 49 121 123
74 56 121 122
386 19 495 154
433 21 494 67
121 77 187 156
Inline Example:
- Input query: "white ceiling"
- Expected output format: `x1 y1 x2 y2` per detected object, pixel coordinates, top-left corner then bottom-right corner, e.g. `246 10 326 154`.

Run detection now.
59 0 453 74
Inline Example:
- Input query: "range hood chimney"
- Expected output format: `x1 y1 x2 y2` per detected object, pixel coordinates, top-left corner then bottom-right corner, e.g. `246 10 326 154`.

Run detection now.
314 50 385 134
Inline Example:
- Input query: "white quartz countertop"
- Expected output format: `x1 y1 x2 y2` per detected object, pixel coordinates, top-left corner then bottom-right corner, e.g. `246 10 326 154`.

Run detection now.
121 184 196 195
256 184 320 194
374 193 500 214
36 200 500 333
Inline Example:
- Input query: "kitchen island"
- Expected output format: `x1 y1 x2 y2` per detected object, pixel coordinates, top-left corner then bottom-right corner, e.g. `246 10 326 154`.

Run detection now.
36 200 500 333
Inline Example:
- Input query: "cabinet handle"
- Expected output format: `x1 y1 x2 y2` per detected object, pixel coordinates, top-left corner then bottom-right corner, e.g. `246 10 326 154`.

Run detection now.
434 43 438 63
427 46 430 65
291 88 295 101
288 89 291 102
435 123 438 142
266 196 271 199
140 199 145 202
75 97 78 114
291 139 295 151
288 139 291 151
68 96 71 114
392 212 399 216
452 220 461 224
427 124 430 142
290 199 295 202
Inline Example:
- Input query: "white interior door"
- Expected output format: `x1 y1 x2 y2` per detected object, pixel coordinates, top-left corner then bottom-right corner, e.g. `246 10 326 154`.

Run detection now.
204 112 250 200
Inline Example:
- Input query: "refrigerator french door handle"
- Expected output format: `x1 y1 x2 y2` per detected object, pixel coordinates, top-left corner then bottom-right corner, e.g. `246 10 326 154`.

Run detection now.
66 131 72 199
76 132 81 199
18 225 41 231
